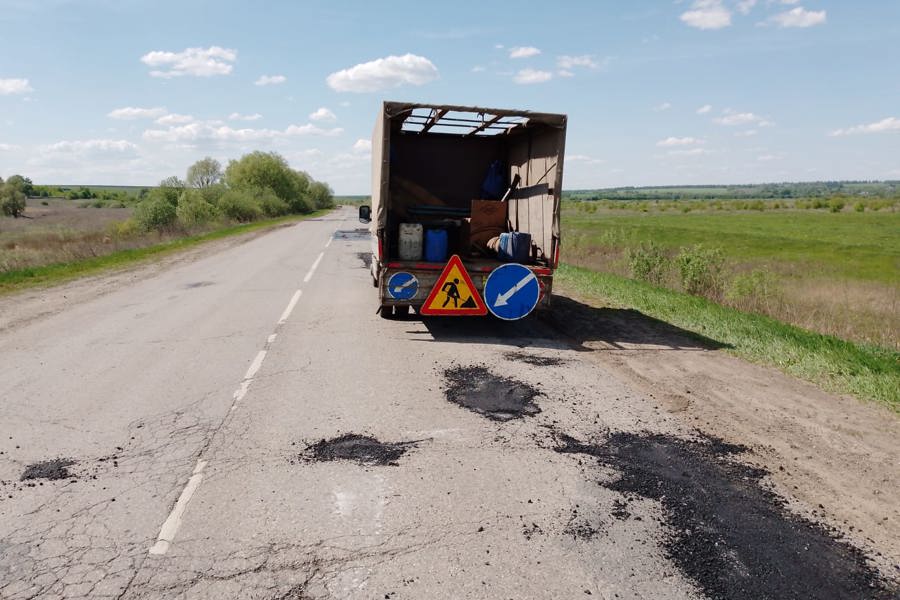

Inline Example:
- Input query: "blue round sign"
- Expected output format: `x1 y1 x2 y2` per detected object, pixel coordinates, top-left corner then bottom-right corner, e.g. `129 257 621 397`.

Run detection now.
483 263 540 320
387 272 419 300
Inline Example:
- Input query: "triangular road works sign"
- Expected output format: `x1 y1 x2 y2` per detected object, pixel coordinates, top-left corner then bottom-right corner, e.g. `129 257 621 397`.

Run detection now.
420 255 488 316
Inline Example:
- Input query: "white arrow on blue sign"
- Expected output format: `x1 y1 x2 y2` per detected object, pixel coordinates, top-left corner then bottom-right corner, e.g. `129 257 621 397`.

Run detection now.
483 263 540 320
387 272 419 300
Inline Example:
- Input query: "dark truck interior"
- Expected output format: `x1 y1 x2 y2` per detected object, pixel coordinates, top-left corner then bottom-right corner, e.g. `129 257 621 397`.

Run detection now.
380 103 567 267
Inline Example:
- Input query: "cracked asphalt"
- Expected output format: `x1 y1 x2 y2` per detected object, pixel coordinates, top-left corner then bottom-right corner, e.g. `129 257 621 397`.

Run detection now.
1 207 896 599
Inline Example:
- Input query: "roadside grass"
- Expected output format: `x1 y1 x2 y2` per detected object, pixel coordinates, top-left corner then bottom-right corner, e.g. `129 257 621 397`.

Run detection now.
561 208 899 348
557 264 899 411
0 211 328 295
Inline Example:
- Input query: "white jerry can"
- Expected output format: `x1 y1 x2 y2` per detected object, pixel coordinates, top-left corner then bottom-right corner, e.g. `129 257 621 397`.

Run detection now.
398 223 424 261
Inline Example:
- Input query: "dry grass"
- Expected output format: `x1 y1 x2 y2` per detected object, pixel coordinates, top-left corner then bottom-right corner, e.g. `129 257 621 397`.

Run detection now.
563 239 899 350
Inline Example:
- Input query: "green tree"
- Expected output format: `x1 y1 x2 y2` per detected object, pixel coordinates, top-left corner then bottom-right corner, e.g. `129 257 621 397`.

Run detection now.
186 157 223 188
5 174 34 197
157 176 185 205
308 180 334 210
1 184 27 218
224 151 310 212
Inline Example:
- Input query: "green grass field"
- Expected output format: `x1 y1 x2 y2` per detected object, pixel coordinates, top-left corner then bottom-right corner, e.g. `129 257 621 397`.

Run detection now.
561 204 899 350
564 209 899 283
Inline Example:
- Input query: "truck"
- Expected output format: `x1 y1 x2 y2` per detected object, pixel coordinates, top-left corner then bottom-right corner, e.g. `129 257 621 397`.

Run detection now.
359 101 567 320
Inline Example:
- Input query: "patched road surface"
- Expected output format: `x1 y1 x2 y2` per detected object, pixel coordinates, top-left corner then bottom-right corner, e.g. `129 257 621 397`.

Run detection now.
1 207 897 599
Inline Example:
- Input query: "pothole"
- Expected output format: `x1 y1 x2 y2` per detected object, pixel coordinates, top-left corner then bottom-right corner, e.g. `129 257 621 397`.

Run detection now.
301 434 416 466
183 281 215 289
21 458 76 481
443 366 542 421
504 352 568 367
556 431 898 600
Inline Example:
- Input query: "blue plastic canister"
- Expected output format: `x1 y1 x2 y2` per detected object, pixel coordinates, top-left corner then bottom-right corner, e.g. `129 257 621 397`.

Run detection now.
424 229 449 262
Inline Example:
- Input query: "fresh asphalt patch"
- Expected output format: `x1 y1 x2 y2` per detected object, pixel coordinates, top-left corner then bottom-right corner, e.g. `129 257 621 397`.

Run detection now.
442 366 542 421
504 351 569 367
356 251 372 269
299 434 418 467
555 431 898 600
335 228 370 241
20 458 76 481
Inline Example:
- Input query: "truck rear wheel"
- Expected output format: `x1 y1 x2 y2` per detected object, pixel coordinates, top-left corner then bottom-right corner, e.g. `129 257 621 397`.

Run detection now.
379 305 394 319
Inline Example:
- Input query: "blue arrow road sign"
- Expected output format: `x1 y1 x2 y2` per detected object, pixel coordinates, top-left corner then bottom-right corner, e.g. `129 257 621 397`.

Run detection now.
387 272 419 300
483 263 540 320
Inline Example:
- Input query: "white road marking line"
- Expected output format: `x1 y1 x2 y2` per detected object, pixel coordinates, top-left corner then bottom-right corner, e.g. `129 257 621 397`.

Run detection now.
303 252 324 283
325 236 333 248
148 224 342 557
278 289 303 324
244 350 267 381
148 459 208 555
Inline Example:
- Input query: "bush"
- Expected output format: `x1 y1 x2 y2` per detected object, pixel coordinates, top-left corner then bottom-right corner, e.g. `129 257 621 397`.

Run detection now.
110 219 140 239
256 189 290 217
176 190 219 228
134 196 177 231
218 190 263 222
726 269 782 312
829 198 845 213
676 244 725 299
627 242 667 285
1 187 27 217
854 202 865 213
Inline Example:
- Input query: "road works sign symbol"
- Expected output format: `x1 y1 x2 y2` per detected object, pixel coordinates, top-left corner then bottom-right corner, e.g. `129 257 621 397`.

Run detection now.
387 272 418 300
484 263 540 321
420 255 488 316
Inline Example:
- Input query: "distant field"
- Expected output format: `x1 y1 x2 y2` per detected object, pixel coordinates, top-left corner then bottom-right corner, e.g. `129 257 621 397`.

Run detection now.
561 202 899 349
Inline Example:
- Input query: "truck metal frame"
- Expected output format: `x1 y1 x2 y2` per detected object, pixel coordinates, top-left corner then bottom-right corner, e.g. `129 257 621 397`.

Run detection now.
366 101 567 318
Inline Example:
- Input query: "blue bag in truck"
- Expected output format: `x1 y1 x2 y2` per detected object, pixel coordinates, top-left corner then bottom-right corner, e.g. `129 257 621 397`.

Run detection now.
497 232 531 263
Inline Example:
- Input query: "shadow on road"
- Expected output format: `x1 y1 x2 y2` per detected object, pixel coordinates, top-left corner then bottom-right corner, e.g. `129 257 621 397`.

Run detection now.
403 294 730 352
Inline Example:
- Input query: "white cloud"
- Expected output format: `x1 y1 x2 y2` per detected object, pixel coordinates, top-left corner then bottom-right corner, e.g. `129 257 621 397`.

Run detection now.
757 153 782 161
309 107 337 122
556 55 598 70
155 113 193 125
107 106 167 120
736 0 757 14
769 7 826 28
557 70 575 78
0 78 33 95
471 65 486 73
353 139 372 154
228 112 263 121
326 54 438 93
829 117 900 137
509 46 541 59
140 46 236 78
668 147 711 156
713 109 772 126
735 129 758 137
42 139 138 156
696 104 712 114
143 121 342 143
513 69 553 84
653 102 672 112
657 136 704 147
566 154 605 165
680 0 732 30
255 74 286 86
0 143 19 151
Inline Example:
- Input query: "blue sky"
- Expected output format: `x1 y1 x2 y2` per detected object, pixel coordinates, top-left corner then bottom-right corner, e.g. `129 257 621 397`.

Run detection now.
1 0 898 193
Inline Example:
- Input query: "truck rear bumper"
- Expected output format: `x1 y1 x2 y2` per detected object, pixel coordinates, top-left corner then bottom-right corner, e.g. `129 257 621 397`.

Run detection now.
377 260 554 312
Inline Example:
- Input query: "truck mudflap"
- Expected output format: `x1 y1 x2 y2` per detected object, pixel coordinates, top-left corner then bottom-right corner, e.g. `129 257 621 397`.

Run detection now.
378 259 553 315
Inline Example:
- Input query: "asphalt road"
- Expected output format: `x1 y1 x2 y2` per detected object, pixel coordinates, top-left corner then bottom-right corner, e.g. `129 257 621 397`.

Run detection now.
1 207 895 600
